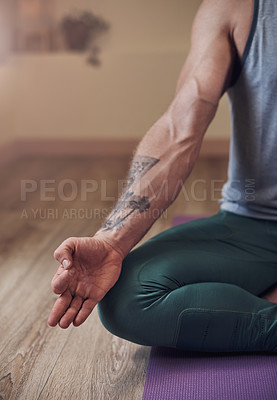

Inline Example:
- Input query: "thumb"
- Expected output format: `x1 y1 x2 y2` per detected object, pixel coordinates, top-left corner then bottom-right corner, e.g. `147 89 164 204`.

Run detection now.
53 237 75 269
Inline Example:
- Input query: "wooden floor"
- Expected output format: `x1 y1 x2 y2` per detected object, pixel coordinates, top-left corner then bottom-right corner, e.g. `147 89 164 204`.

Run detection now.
0 154 228 400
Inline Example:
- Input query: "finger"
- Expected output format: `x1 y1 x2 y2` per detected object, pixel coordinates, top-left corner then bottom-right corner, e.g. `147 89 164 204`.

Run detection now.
73 299 96 327
51 268 71 295
59 296 83 329
53 237 76 269
48 290 72 327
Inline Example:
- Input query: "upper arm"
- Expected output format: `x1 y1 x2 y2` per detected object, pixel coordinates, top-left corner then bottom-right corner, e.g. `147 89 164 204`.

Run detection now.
175 0 236 105
162 0 237 143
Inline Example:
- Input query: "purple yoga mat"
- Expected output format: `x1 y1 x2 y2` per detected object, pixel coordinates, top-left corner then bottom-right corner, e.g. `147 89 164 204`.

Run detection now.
142 214 277 400
142 347 277 400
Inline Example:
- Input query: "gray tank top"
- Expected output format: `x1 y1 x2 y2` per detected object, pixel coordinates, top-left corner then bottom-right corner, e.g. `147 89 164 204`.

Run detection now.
220 0 277 220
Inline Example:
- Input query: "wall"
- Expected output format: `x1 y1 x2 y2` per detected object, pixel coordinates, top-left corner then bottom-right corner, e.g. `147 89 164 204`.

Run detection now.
0 0 231 147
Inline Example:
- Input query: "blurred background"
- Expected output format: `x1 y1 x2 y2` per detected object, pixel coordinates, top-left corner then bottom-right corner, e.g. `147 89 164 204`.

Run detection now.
0 0 230 150
0 4 232 397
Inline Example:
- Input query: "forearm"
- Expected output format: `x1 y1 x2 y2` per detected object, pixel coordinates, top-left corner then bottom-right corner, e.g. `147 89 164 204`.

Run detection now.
94 79 218 258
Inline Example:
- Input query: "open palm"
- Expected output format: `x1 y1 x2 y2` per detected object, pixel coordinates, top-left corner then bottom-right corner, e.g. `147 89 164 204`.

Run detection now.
48 237 123 329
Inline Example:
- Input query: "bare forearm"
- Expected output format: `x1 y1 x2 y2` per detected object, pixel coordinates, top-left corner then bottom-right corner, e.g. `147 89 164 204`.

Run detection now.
94 80 218 258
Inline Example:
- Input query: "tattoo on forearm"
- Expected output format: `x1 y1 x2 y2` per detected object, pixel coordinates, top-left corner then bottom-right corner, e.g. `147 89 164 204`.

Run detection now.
102 155 160 231
128 155 160 186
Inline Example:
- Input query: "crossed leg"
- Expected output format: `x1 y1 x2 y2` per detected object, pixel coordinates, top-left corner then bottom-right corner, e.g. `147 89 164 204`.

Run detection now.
98 212 277 352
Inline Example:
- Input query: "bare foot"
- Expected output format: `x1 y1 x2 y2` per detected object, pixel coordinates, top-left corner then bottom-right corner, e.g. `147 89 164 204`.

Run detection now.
259 283 277 303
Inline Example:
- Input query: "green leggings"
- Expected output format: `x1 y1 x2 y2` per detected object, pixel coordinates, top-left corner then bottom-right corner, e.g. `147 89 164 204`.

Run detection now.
98 211 277 352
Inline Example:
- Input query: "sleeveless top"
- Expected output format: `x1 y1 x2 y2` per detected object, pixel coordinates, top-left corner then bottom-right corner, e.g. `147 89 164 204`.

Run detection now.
220 0 277 220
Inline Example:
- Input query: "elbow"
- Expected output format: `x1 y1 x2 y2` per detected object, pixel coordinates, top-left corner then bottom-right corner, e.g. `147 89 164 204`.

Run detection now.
165 78 218 148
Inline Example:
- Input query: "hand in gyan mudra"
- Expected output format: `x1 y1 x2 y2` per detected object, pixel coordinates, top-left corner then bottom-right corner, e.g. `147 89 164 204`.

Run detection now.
48 237 123 329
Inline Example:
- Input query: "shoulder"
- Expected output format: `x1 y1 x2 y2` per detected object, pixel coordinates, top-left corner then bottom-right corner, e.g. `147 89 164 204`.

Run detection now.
192 0 254 58
194 0 253 32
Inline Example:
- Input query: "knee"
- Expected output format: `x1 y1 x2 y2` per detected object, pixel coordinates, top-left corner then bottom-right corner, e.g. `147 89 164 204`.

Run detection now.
97 249 166 346
97 252 146 344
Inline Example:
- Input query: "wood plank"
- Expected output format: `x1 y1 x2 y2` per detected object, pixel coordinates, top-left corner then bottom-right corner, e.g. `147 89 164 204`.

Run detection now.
0 213 149 400
0 217 98 399
0 156 72 210
0 161 150 400
5 156 130 231
38 311 149 400
0 153 230 400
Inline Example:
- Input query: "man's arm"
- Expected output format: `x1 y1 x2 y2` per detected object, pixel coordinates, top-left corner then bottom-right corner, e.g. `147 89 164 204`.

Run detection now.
49 0 238 328
94 0 236 258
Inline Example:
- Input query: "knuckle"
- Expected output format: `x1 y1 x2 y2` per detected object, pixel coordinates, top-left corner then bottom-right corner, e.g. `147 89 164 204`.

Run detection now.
66 236 75 245
53 249 60 259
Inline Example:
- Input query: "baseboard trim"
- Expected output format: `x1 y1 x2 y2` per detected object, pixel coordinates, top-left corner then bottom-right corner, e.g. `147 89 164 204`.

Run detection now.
0 138 229 164
0 141 20 166
200 138 229 157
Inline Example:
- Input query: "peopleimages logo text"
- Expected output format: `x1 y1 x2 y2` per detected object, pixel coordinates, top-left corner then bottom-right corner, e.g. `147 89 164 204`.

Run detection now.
20 178 256 203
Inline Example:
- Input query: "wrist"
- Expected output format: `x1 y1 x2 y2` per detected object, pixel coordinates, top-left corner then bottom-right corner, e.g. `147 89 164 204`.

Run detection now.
93 231 129 260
